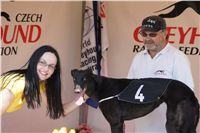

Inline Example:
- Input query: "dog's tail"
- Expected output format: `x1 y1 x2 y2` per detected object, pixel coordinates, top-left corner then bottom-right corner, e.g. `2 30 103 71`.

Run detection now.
193 99 200 129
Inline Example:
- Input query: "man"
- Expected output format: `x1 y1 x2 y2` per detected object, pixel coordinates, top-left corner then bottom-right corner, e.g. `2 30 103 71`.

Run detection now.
128 15 194 132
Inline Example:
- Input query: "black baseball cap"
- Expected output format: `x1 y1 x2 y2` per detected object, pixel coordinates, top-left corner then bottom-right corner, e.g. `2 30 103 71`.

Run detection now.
141 15 166 32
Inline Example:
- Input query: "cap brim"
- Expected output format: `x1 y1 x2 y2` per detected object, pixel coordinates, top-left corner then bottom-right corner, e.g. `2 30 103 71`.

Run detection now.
141 27 160 32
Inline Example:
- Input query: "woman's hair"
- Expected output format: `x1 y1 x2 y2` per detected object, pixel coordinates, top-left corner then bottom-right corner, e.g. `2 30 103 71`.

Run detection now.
1 45 64 119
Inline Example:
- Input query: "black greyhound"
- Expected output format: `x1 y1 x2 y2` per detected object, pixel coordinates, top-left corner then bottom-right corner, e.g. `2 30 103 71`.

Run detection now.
71 69 199 133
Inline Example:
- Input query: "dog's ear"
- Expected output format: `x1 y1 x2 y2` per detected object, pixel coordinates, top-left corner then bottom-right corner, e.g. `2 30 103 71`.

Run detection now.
71 69 77 77
86 68 93 74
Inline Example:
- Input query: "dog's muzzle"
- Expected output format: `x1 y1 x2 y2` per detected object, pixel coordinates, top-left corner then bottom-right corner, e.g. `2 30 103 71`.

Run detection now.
74 85 83 93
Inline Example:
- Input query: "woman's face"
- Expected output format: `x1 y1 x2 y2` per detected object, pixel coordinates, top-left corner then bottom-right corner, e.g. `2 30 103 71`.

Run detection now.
37 52 57 81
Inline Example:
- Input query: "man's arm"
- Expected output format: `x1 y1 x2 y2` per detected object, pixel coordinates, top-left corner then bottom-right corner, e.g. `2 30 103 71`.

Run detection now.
173 54 194 90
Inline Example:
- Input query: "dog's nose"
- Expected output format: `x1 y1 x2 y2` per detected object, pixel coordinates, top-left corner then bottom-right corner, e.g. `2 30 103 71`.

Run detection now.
74 85 82 93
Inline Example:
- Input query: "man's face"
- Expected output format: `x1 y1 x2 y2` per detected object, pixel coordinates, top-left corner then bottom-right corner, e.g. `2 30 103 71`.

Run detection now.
140 30 167 52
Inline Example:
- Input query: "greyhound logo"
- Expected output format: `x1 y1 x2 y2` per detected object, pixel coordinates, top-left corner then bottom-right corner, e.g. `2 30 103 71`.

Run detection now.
154 1 200 18
1 11 11 21
154 70 166 76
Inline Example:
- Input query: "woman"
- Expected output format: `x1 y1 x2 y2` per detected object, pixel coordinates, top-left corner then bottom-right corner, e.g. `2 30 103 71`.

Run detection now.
0 45 86 119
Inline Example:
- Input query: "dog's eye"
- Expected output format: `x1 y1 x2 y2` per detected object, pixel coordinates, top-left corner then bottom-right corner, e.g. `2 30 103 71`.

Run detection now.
83 77 86 81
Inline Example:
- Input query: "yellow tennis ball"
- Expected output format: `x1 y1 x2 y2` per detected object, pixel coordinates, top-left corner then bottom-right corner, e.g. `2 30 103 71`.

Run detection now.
52 129 59 133
69 129 76 133
59 127 68 133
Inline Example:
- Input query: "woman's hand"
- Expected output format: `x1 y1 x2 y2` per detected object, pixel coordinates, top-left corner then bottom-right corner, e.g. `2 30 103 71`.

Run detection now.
63 89 88 116
74 89 89 105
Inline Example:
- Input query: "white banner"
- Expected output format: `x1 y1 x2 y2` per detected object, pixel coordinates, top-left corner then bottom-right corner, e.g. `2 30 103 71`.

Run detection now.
81 1 98 74
99 2 109 76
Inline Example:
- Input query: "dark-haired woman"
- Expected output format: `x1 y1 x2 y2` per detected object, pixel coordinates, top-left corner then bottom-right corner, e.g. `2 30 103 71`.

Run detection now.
0 45 86 119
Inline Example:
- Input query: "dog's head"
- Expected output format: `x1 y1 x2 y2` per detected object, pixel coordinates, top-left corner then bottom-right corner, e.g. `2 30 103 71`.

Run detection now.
71 69 92 93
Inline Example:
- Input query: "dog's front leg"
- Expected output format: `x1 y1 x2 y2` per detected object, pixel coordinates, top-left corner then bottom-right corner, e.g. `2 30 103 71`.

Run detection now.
110 121 124 133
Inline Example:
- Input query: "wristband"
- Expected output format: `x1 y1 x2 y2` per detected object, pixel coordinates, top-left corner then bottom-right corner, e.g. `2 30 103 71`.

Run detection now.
75 96 85 106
